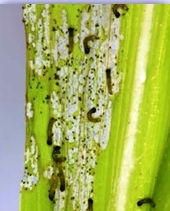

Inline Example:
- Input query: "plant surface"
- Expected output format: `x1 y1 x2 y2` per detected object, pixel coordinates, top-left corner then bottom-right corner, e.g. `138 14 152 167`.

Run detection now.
20 4 170 211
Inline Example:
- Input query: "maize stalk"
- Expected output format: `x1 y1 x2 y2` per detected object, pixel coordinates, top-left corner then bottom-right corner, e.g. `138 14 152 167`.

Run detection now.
20 4 170 211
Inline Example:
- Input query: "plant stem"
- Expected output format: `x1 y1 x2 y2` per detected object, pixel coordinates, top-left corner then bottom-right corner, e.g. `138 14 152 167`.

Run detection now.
20 4 170 211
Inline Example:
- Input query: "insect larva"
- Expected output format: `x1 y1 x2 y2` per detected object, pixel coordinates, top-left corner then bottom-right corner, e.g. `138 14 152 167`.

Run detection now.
83 35 98 54
87 198 93 211
68 27 74 54
87 107 101 123
49 173 58 201
52 147 66 192
47 117 56 146
52 145 61 160
53 145 61 153
137 198 156 208
52 146 66 163
106 69 113 94
54 157 66 163
113 4 128 18
57 162 65 192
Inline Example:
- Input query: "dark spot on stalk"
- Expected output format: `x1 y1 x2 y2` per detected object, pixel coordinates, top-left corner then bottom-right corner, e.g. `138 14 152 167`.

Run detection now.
45 95 50 100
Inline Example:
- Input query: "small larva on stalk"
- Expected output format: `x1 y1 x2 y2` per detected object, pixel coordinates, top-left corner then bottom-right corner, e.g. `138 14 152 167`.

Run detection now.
87 5 91 12
137 198 156 208
87 198 93 211
106 69 113 94
87 107 101 123
52 146 66 192
57 162 66 192
49 173 58 202
55 157 66 163
68 27 74 54
83 35 98 54
113 4 128 18
47 117 56 146
52 145 61 161
52 146 66 163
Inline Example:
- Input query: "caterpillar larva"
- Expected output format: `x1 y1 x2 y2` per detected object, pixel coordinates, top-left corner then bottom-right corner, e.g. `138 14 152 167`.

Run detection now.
87 107 101 123
83 35 98 54
137 198 155 208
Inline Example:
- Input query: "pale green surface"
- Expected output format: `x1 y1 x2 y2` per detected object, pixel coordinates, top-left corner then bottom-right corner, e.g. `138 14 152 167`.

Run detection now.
95 4 170 211
20 4 170 211
153 129 170 211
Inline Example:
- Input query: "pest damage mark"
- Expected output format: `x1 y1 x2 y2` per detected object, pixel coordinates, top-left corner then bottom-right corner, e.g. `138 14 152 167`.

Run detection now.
23 3 124 211
20 136 39 190
26 102 33 118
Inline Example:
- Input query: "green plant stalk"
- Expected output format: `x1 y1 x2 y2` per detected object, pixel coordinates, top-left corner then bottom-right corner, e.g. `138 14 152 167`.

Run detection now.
20 4 170 211
109 5 170 211
153 128 170 211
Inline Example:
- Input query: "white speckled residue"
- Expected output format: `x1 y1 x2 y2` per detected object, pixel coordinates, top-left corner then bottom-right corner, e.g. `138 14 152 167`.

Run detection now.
23 4 123 211
26 102 33 118
20 136 39 190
